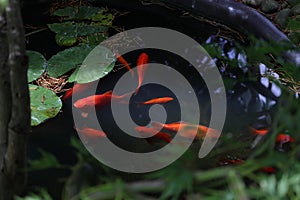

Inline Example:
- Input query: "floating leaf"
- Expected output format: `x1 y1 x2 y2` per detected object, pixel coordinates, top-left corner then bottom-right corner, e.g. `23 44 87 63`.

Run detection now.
91 12 114 25
77 6 104 20
29 84 62 126
76 45 115 83
68 67 79 83
52 6 76 19
27 50 47 82
48 22 108 37
47 44 95 77
52 6 104 20
55 34 77 46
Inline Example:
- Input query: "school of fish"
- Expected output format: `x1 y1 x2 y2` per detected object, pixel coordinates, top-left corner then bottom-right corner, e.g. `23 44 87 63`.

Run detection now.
63 52 297 168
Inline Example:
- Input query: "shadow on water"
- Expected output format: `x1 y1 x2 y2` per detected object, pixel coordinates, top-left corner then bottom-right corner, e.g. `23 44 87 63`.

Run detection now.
23 1 280 199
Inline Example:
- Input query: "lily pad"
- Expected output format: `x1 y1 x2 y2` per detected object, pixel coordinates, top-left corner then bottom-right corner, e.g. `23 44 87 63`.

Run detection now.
47 44 95 77
55 34 77 46
52 6 104 21
29 84 62 126
48 22 108 38
27 50 47 82
76 45 115 83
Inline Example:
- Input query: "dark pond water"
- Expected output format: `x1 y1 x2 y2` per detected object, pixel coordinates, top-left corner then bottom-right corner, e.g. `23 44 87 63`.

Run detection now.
22 1 280 199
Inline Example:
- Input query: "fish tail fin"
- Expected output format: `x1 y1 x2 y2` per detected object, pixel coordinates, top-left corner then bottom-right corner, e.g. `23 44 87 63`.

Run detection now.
151 121 163 130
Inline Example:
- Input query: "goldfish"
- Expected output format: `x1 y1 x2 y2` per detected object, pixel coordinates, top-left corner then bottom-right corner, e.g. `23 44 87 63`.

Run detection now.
62 82 94 100
218 157 245 166
135 53 149 94
151 121 220 139
139 97 174 105
75 126 107 138
134 126 172 143
276 134 296 144
73 90 130 110
261 166 276 173
248 126 269 136
115 53 134 76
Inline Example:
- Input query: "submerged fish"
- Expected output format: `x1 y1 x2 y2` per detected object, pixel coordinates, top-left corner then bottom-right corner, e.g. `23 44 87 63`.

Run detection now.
151 121 220 139
276 134 296 144
62 82 94 100
134 126 172 143
248 126 269 136
73 90 130 110
116 53 134 76
75 126 107 138
139 97 174 105
136 53 149 94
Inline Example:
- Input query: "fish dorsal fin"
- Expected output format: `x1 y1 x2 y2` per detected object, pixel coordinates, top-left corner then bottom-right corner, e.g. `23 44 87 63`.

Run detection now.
104 90 113 95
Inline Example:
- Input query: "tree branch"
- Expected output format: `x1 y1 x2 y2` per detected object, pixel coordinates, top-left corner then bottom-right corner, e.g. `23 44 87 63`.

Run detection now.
4 0 30 197
0 8 11 200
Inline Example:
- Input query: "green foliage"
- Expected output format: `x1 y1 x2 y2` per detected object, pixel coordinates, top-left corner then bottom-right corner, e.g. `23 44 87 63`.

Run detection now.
53 6 104 21
16 189 52 200
47 44 95 77
75 45 115 83
78 179 132 200
29 84 62 126
0 0 8 10
27 50 47 82
48 6 112 47
287 13 300 44
28 149 62 171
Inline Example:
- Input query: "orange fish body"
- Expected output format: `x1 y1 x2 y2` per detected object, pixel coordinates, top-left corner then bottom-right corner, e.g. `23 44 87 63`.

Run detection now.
151 121 186 132
136 53 149 94
248 126 269 136
116 53 134 76
151 121 219 139
135 126 171 143
261 166 276 173
73 91 113 110
276 134 296 144
62 82 94 100
75 127 107 138
73 90 130 110
141 97 174 105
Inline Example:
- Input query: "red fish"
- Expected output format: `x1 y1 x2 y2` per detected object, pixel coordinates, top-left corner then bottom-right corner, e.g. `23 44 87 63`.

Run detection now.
219 158 245 165
139 97 174 105
136 53 149 94
248 126 269 136
276 134 296 144
73 90 130 110
62 82 94 100
151 121 189 132
75 127 107 138
151 121 220 139
134 126 171 143
261 166 276 173
115 53 134 76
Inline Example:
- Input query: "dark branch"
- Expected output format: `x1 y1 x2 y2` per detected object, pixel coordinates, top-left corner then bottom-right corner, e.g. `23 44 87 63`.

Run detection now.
0 8 11 200
4 0 30 197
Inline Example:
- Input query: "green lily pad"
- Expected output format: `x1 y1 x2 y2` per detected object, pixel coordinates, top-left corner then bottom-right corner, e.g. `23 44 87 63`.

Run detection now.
55 34 77 46
52 6 104 20
52 6 76 19
29 84 62 126
47 44 95 77
76 45 115 83
48 22 108 37
27 50 47 82
68 67 79 83
77 6 104 20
